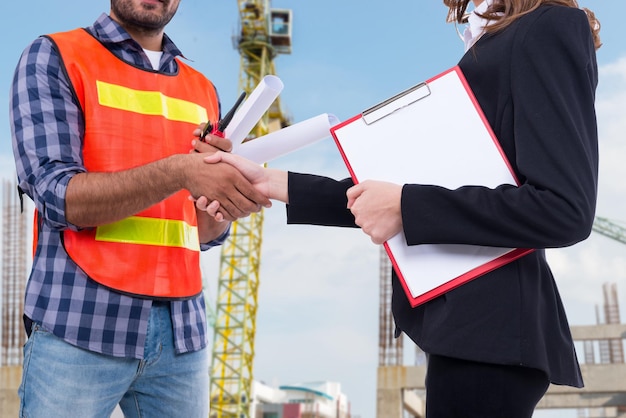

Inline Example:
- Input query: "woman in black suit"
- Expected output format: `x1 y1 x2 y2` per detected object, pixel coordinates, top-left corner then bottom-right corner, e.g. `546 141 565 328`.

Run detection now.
199 1 602 416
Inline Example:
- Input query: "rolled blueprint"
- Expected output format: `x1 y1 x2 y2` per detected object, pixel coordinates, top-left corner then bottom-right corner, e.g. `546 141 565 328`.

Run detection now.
225 75 284 150
236 113 340 164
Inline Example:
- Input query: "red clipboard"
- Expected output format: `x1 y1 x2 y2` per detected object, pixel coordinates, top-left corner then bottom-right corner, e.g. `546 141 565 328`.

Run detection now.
330 66 533 307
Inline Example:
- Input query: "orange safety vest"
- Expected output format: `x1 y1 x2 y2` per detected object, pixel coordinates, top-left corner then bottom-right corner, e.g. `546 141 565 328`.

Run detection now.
48 29 219 299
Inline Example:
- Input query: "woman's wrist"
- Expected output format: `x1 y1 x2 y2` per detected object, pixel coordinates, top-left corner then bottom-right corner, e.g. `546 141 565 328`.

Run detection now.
266 168 289 203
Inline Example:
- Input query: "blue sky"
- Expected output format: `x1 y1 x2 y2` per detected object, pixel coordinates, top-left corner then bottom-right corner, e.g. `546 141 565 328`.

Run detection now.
2 1 625 417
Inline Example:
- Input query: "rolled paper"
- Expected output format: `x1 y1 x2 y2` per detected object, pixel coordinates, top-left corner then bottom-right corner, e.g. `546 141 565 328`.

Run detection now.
236 113 340 164
225 75 284 150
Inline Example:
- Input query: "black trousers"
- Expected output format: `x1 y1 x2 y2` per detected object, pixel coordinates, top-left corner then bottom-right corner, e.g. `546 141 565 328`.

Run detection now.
425 354 550 418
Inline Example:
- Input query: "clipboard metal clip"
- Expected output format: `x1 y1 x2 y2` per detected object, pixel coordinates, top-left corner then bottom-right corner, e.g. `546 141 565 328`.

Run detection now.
361 82 431 125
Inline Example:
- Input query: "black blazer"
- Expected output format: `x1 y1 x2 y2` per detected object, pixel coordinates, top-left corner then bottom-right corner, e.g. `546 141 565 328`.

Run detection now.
286 5 597 387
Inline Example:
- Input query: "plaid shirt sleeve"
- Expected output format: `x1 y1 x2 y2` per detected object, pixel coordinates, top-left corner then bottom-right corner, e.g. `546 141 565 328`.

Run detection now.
10 35 86 231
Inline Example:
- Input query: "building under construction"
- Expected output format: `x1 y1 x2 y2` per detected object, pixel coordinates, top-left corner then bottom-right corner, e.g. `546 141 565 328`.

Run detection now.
377 278 626 418
0 179 29 417
1 179 29 367
376 218 626 418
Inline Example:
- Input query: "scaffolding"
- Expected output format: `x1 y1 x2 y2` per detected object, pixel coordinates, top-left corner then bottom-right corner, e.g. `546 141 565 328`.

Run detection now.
1 180 28 366
585 283 624 365
378 247 403 367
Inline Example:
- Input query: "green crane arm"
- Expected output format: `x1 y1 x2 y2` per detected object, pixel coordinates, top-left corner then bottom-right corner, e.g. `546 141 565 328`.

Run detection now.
592 216 626 245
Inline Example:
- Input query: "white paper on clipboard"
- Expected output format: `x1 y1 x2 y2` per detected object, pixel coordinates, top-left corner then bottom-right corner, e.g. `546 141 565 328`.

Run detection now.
330 66 533 307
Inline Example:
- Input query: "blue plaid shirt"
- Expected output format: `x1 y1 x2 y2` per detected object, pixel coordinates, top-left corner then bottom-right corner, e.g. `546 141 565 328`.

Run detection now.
10 14 225 359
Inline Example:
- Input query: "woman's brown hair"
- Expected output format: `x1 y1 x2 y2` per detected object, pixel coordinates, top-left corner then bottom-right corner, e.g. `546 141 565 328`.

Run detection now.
443 0 602 49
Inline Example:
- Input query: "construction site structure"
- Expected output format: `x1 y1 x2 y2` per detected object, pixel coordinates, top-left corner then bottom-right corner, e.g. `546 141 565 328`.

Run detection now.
1 179 29 367
0 179 30 417
379 247 403 368
209 1 292 417
538 282 626 417
376 216 626 417
376 283 626 418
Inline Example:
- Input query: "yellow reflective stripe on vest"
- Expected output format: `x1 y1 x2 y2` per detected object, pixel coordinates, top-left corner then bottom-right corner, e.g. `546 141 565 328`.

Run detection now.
96 81 208 124
95 216 200 251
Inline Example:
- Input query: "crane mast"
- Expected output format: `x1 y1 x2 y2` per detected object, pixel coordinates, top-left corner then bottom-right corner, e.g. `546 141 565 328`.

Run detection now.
209 2 291 417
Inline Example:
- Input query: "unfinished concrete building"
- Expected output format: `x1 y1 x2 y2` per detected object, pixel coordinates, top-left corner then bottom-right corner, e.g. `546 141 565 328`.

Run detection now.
1 179 29 367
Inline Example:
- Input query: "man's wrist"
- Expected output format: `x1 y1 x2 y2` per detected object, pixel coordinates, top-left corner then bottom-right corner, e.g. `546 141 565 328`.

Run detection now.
163 153 190 191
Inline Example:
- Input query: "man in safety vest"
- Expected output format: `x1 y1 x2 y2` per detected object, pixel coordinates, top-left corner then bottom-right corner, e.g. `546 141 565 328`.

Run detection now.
9 1 271 416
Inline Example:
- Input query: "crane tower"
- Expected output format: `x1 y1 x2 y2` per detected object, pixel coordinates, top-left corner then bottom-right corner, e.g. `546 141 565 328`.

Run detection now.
209 2 291 417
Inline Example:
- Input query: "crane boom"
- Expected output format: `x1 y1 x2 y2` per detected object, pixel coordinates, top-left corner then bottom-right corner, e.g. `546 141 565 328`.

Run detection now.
592 216 626 245
209 2 291 417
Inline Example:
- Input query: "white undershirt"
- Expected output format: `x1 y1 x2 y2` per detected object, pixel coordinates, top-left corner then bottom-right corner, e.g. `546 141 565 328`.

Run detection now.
143 49 163 70
462 0 494 51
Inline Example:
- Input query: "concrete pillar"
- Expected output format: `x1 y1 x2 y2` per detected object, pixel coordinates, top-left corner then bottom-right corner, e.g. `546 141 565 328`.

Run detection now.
0 366 21 417
377 365 427 418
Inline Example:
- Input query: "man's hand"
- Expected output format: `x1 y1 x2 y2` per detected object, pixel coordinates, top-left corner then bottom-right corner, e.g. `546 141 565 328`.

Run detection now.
189 129 240 240
198 151 275 222
183 151 271 221
192 126 233 153
346 180 403 244
191 138 273 221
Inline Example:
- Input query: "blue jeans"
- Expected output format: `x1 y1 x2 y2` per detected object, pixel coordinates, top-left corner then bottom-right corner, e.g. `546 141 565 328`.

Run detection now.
19 303 209 418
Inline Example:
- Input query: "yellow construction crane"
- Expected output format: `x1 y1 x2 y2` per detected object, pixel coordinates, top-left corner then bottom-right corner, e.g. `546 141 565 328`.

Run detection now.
209 2 292 417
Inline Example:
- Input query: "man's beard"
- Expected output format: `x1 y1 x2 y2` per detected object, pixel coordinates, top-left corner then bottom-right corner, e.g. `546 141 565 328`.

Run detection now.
111 0 178 33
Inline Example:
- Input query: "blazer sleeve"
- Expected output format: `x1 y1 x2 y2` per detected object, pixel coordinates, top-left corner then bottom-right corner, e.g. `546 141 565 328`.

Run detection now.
400 6 598 249
286 172 357 227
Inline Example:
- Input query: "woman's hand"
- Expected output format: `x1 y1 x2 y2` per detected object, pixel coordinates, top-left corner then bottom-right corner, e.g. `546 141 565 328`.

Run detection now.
347 180 403 244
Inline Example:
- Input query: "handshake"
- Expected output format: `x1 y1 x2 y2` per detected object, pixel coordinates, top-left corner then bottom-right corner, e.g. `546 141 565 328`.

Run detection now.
190 130 403 245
